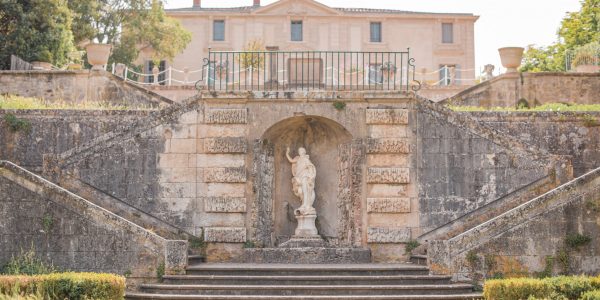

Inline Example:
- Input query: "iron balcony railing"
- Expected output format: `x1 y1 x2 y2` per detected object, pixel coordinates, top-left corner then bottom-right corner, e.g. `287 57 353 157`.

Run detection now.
197 49 421 92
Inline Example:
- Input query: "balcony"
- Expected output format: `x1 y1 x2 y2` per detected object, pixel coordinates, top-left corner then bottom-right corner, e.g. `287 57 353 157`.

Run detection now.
198 49 421 92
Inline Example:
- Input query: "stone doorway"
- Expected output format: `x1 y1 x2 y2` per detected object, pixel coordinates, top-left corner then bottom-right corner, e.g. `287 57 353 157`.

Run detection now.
251 116 364 247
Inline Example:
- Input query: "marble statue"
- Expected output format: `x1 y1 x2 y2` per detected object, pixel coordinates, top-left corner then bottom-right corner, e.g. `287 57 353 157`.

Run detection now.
283 146 320 239
286 147 316 215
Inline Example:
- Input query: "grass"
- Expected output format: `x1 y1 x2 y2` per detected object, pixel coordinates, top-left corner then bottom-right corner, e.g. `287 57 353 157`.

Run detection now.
0 94 154 110
447 103 600 112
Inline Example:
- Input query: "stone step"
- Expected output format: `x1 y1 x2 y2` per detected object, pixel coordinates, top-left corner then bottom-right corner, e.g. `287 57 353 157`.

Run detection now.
126 293 484 299
163 274 453 285
410 255 428 266
138 284 474 296
185 263 430 276
187 255 206 265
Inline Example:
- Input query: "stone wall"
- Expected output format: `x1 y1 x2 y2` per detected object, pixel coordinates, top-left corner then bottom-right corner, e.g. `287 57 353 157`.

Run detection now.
469 111 600 177
0 109 152 172
429 166 600 280
444 72 600 107
415 98 570 234
0 70 173 108
0 160 186 280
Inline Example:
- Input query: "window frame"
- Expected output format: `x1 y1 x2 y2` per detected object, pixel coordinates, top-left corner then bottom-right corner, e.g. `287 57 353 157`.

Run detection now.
370 22 382 43
441 23 454 44
213 20 226 42
291 20 303 42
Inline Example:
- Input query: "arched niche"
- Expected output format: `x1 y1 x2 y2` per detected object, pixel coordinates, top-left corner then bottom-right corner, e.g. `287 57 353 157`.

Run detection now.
255 115 354 246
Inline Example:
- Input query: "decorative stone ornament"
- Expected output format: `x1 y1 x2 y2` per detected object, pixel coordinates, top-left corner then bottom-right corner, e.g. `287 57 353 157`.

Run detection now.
85 43 112 71
498 47 524 73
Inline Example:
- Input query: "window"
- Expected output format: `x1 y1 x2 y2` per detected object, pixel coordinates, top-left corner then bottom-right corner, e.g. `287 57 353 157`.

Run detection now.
370 22 382 43
442 23 453 43
439 64 460 86
291 21 303 41
213 20 225 41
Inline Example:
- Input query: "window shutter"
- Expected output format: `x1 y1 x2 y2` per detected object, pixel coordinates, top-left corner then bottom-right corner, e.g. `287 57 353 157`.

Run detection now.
442 23 453 43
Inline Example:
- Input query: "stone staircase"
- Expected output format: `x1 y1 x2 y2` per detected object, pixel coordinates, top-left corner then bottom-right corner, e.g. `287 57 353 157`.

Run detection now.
126 258 482 299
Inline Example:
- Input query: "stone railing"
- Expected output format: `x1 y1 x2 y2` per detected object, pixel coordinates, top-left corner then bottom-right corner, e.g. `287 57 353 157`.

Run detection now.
0 160 187 278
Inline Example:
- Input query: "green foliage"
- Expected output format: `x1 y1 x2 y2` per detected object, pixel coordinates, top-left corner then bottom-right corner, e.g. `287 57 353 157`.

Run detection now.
582 114 599 127
556 249 570 274
572 42 600 67
565 233 592 249
537 256 555 279
582 290 600 300
121 0 192 64
333 101 347 111
3 114 31 133
483 276 600 300
123 270 131 278
41 215 53 233
1 248 56 275
0 0 75 69
520 0 599 72
466 250 479 267
520 44 566 72
243 241 256 249
238 39 266 69
404 240 420 255
0 94 152 110
156 262 164 280
0 272 125 299
558 0 600 51
188 236 205 249
517 98 530 109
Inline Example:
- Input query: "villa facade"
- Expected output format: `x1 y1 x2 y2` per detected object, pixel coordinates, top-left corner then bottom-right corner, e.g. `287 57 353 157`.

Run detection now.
156 0 478 87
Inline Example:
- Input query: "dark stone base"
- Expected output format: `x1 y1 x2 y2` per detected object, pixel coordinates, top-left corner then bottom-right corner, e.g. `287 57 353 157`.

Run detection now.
278 236 326 248
240 247 372 264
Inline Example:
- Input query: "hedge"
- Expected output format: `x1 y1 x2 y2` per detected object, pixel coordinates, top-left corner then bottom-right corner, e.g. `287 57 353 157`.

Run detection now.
0 272 125 299
582 290 600 300
483 276 600 300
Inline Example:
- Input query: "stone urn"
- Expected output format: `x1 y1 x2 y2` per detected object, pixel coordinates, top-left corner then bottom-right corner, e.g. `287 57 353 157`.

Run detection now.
85 43 112 70
498 47 524 73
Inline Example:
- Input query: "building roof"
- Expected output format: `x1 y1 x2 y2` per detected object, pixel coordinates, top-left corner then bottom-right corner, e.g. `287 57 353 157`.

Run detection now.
165 6 475 17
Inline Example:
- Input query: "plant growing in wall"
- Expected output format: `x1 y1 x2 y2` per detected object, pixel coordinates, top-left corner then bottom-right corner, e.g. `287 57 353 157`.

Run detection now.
3 114 32 133
332 101 346 111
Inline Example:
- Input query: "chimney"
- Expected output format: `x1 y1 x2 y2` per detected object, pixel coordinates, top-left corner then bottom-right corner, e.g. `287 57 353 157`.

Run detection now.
193 0 200 7
253 0 260 6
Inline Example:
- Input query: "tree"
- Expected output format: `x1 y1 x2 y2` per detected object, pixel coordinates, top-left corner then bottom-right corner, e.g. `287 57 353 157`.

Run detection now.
0 0 75 69
68 0 191 66
520 0 599 72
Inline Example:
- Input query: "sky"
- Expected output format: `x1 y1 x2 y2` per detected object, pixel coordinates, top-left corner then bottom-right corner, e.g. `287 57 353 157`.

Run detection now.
164 0 582 77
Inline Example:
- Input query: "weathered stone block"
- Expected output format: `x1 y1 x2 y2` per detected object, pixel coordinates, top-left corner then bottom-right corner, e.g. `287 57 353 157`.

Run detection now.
203 137 247 154
203 196 247 213
366 109 408 124
367 198 411 213
205 109 247 124
367 227 411 243
366 138 409 154
203 167 246 183
367 168 410 184
204 227 246 243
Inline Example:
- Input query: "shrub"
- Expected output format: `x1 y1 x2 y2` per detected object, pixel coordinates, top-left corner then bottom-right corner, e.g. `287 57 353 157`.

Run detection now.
404 240 420 255
483 276 600 300
565 233 592 249
0 273 125 300
3 114 31 133
582 290 600 300
332 101 346 111
1 248 56 275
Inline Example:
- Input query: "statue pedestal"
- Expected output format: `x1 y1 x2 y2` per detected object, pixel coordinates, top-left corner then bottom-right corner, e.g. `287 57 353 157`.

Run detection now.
294 213 318 236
